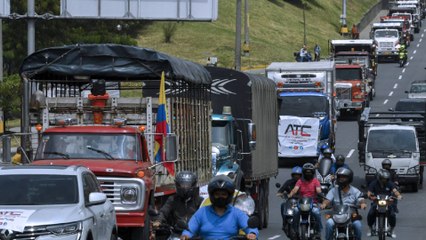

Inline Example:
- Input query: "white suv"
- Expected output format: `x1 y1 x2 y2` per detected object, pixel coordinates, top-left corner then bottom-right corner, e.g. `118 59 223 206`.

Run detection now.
0 165 117 240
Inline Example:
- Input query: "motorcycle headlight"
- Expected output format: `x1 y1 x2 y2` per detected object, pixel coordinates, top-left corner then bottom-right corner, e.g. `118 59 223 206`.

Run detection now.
378 200 387 206
234 193 255 215
299 203 311 212
46 221 82 235
121 187 138 204
332 213 350 224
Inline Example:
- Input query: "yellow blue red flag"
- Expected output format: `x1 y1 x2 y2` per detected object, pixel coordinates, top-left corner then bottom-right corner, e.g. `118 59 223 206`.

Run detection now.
154 71 175 176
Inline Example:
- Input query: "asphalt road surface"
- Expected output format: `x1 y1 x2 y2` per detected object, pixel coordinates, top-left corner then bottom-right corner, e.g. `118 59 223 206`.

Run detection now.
260 22 426 240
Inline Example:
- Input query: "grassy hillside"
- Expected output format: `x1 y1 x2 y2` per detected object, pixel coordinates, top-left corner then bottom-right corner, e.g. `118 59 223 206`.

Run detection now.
137 0 379 69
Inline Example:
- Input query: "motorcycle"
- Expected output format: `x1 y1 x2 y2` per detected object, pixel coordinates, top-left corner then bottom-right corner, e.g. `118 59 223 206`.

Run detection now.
327 204 361 240
276 188 299 240
298 197 321 240
316 157 334 194
399 52 407 67
371 194 395 239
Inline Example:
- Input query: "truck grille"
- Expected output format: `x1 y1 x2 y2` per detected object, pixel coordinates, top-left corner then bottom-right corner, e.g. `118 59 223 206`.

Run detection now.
379 42 393 48
336 87 352 100
98 177 146 211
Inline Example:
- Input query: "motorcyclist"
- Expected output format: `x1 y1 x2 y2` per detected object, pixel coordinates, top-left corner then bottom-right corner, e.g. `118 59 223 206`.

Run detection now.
153 171 203 236
381 159 399 213
318 145 336 163
320 167 367 240
330 154 350 175
398 43 408 64
367 169 402 238
288 163 323 237
277 166 303 230
180 175 258 240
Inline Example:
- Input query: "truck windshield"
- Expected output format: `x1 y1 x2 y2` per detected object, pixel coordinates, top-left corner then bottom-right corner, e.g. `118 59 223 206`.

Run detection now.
336 68 362 80
279 95 328 117
212 120 232 146
335 56 368 66
374 30 399 38
0 175 78 205
35 133 140 160
367 129 417 153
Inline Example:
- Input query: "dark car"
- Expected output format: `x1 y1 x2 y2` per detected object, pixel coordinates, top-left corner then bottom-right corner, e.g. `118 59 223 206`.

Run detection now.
394 98 426 112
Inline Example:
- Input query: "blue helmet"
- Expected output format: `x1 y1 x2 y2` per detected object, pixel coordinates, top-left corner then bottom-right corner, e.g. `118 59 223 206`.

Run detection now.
291 166 303 175
320 144 329 153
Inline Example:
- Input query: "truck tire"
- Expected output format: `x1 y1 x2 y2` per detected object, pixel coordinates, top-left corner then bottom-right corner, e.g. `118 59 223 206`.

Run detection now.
412 183 418 192
257 182 265 230
130 228 143 240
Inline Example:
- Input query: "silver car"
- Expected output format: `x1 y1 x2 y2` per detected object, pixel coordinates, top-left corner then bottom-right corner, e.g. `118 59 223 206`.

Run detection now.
0 165 117 240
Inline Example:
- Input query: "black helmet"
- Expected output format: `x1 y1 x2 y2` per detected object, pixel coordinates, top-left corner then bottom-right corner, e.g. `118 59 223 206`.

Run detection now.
382 159 392 169
377 169 391 185
336 154 345 167
175 171 197 199
336 167 353 187
302 163 315 180
208 175 235 207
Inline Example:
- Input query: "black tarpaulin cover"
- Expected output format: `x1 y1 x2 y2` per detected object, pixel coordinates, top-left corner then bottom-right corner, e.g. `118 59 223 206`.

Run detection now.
19 44 212 85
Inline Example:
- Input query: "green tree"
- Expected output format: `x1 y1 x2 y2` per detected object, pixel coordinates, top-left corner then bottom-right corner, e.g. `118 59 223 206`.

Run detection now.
0 75 21 120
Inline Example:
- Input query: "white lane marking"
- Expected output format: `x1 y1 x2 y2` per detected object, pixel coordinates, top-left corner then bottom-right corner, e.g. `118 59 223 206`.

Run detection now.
393 83 398 89
418 43 421 46
389 91 393 96
268 235 281 239
399 75 402 80
384 99 388 104
410 56 414 60
414 50 417 54
375 114 380 117
420 39 423 43
406 62 409 66
347 149 355 158
402 68 406 73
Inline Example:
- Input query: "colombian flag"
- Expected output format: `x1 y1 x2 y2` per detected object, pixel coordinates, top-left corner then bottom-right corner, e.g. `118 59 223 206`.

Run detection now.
154 71 175 176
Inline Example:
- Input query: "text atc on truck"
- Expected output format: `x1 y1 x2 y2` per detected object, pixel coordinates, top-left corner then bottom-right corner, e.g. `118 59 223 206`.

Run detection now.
18 44 213 240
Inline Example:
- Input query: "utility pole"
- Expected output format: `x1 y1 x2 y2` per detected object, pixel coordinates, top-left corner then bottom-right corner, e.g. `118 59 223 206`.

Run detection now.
0 19 3 135
243 0 250 57
303 1 307 45
234 0 242 70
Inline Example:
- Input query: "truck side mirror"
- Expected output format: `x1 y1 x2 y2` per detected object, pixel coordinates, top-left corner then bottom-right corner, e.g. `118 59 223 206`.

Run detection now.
165 134 178 161
248 123 256 151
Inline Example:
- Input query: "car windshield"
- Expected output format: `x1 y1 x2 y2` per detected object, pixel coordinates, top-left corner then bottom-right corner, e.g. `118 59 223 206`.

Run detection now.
367 129 417 153
410 84 426 93
0 175 78 205
336 68 363 80
212 120 232 146
374 30 399 38
279 95 328 117
35 133 140 160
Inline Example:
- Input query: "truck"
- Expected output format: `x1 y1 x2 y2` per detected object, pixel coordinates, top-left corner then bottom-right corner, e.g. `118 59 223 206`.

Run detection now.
202 66 278 229
334 64 370 117
266 61 337 163
18 44 213 240
358 108 426 192
370 22 402 61
380 15 412 45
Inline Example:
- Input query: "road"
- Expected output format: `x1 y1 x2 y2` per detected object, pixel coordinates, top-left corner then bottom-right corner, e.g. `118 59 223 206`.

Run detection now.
259 23 426 240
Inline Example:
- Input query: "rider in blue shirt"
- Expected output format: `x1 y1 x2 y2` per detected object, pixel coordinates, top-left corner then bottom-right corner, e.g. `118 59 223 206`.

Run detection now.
181 175 258 240
330 154 350 175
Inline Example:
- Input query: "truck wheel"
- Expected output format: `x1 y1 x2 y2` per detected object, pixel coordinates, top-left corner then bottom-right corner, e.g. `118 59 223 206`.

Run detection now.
412 183 419 192
257 182 265 230
130 228 143 240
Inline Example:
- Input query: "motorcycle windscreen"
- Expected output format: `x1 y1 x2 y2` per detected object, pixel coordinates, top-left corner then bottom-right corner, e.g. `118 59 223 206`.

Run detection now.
318 157 333 177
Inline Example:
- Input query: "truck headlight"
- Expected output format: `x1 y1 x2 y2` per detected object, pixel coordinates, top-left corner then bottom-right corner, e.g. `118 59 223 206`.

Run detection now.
121 187 138 204
46 221 82 235
407 166 420 174
234 193 255 215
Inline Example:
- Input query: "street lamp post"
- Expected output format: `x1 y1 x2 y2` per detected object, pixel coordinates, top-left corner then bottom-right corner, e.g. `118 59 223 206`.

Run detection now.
235 0 242 70
303 2 306 45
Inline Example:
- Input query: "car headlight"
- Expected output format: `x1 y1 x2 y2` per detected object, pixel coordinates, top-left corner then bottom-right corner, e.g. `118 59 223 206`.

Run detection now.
234 193 255 216
46 221 82 235
378 200 387 207
407 166 420 174
121 187 138 204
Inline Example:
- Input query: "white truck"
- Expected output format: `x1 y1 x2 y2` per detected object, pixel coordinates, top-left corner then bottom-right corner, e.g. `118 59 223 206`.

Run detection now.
358 108 426 192
266 61 337 164
370 22 401 61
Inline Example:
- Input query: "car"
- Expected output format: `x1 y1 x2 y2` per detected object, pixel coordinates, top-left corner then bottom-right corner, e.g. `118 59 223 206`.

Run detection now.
0 165 117 240
394 98 426 112
405 80 426 98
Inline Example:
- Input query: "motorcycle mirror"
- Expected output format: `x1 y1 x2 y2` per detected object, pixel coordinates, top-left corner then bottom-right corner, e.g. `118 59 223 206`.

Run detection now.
247 216 259 229
275 183 281 188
